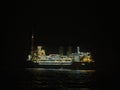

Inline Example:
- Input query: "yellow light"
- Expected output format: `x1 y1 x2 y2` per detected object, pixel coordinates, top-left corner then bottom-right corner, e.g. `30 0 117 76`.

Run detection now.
83 56 91 62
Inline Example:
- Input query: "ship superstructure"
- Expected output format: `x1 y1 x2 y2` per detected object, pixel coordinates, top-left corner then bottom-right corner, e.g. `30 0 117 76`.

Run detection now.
27 35 94 68
27 34 94 66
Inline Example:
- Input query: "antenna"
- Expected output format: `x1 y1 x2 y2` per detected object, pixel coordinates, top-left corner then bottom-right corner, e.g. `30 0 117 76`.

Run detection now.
31 26 34 54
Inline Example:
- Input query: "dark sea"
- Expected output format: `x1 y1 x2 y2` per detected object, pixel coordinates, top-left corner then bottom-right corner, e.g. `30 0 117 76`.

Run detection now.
4 68 97 90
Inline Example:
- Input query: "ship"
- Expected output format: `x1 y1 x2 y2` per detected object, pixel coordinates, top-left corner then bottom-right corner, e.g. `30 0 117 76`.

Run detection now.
26 34 95 69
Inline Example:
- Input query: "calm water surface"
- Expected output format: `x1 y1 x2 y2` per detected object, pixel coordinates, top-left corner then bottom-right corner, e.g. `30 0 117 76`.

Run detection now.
15 68 96 90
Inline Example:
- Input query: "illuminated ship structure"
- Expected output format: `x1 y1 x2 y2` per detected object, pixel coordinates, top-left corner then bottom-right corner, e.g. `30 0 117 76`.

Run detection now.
27 34 95 69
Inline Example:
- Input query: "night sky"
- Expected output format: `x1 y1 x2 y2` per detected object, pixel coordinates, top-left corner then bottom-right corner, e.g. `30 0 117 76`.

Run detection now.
7 16 100 62
1 2 116 89
6 12 112 70
6 15 114 72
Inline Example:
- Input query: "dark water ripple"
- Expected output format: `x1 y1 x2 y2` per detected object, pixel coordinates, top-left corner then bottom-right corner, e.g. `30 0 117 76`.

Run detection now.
15 68 96 90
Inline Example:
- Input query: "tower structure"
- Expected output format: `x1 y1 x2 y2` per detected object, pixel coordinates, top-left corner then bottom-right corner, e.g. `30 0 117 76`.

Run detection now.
77 46 80 54
31 30 34 54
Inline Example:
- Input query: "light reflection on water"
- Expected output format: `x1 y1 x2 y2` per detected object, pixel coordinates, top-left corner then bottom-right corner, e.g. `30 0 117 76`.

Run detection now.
26 68 95 73
20 68 96 90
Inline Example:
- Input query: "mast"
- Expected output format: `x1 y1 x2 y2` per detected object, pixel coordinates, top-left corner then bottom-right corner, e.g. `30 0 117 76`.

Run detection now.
31 28 34 54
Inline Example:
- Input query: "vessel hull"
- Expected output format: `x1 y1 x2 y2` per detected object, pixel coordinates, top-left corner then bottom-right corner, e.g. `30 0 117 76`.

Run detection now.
26 61 95 70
